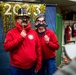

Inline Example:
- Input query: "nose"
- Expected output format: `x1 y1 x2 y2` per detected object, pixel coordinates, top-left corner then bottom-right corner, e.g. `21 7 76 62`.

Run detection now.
40 22 43 24
39 21 44 24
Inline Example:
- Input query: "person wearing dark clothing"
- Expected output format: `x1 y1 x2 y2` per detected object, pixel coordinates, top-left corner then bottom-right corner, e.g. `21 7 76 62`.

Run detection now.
53 58 76 75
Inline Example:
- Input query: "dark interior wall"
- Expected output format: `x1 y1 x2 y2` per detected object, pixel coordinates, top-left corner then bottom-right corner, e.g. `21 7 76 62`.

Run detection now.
0 14 10 75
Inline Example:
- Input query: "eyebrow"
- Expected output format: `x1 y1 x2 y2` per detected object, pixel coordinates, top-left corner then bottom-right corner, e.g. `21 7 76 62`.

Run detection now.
37 19 45 21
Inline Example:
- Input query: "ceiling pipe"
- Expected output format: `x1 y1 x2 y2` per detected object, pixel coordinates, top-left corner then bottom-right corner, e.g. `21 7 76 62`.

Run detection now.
0 0 47 4
0 0 42 3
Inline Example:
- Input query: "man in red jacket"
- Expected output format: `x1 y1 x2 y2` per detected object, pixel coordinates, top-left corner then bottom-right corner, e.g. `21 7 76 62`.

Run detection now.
4 8 42 75
35 14 59 75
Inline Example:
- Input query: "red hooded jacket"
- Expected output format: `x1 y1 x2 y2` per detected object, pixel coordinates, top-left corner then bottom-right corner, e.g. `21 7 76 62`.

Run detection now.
36 29 59 59
4 22 42 70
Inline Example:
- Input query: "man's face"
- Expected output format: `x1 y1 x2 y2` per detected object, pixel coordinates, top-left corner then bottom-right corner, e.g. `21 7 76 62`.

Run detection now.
35 17 46 29
17 16 29 28
35 17 46 33
36 17 45 25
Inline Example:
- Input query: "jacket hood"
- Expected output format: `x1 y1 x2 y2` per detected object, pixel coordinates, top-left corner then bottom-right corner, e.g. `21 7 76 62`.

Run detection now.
15 22 32 32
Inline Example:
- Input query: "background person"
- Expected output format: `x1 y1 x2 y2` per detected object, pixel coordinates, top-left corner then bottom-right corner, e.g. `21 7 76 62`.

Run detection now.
4 8 42 75
53 58 76 75
35 14 59 75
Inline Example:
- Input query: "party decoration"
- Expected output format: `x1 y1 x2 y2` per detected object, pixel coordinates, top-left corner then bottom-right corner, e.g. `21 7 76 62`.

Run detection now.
0 2 46 35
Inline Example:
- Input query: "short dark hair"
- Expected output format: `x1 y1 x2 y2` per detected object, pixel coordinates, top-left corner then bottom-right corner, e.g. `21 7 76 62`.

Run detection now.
35 14 45 22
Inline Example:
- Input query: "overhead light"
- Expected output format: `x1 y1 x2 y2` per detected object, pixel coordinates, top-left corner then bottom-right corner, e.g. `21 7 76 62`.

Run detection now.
0 1 3 3
13 0 36 1
69 0 76 2
19 0 36 1
1 0 37 2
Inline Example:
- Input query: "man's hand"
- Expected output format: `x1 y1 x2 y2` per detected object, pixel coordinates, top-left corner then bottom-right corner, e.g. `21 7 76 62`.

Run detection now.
44 35 49 43
34 69 38 74
20 30 27 38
